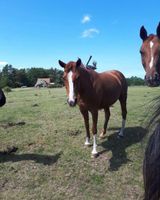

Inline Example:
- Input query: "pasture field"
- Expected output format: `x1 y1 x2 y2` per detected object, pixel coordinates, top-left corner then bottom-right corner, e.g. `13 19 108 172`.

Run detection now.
0 86 159 200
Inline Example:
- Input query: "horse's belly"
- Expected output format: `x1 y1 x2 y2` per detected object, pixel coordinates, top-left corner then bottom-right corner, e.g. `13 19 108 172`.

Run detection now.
96 85 122 108
98 96 118 109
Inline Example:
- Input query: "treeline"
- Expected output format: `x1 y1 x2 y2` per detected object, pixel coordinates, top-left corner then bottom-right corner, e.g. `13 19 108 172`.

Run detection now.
126 76 145 86
0 64 63 88
0 64 145 88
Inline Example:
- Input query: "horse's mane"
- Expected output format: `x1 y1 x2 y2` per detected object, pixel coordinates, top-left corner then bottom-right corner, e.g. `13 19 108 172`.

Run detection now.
143 96 160 200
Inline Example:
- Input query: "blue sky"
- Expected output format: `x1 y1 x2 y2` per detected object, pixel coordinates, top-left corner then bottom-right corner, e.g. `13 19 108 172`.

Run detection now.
0 0 160 78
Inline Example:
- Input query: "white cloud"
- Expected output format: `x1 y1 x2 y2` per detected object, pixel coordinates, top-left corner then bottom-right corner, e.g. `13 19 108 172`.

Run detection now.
81 15 91 24
81 28 100 38
0 61 8 66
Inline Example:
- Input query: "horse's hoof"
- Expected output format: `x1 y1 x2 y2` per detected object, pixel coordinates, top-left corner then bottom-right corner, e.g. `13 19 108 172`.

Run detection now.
99 134 106 140
99 133 105 139
84 141 92 147
117 134 124 139
91 153 99 158
85 143 92 147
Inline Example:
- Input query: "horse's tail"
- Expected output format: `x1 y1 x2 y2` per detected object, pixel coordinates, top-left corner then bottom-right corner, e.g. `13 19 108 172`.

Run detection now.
117 71 128 102
143 124 160 200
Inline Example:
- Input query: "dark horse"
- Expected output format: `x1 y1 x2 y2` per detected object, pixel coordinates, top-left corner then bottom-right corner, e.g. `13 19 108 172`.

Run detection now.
140 22 160 199
0 89 6 107
59 58 127 157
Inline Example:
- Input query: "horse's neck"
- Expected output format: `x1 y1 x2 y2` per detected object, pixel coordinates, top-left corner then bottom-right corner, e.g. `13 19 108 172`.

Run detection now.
79 65 92 83
78 66 95 96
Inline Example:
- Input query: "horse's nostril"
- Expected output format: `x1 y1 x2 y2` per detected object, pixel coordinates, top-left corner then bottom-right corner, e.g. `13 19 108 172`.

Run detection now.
69 101 75 107
148 76 154 81
154 73 159 80
145 75 152 81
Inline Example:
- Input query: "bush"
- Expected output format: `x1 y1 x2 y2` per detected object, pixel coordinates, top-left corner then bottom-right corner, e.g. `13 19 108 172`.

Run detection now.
3 86 12 93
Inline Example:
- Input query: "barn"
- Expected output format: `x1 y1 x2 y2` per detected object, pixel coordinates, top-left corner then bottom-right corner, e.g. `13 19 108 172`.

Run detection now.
35 78 51 88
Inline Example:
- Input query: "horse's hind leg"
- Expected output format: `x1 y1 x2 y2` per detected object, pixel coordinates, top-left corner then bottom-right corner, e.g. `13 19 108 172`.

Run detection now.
100 108 110 139
119 95 127 137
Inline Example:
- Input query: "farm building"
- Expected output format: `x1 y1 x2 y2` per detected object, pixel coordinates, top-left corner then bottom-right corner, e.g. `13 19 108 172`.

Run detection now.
35 78 54 88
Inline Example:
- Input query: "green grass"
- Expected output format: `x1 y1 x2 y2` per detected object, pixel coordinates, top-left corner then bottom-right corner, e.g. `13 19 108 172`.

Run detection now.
0 86 159 200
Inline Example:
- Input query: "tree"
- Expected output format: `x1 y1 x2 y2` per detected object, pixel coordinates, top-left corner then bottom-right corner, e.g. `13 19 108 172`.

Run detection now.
0 64 17 87
126 76 145 86
14 69 28 87
26 68 49 86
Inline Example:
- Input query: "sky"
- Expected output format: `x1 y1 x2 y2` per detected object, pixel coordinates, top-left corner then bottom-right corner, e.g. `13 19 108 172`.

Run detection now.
0 0 160 78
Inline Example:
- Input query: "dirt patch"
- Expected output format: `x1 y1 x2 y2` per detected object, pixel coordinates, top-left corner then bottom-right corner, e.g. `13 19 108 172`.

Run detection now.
32 104 39 107
67 130 81 137
0 146 18 155
8 121 26 126
0 121 26 129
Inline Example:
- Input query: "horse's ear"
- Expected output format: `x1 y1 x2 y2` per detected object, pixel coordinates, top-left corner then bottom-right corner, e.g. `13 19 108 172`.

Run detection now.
76 58 81 67
156 22 160 39
140 26 148 41
58 60 66 68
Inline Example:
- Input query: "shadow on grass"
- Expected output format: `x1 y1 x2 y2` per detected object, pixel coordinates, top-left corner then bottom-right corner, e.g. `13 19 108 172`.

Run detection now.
0 151 62 165
100 126 147 171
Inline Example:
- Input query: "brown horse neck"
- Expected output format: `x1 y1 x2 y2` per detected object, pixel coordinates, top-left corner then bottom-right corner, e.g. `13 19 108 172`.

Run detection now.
76 66 99 105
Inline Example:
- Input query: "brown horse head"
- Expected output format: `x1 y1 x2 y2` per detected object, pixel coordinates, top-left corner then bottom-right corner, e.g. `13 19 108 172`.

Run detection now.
140 23 160 87
58 58 81 107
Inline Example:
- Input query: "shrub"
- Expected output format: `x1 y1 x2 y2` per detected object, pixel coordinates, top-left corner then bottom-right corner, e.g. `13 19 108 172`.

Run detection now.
3 86 12 93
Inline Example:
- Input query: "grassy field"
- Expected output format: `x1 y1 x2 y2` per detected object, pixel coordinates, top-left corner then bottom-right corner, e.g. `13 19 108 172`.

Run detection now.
0 86 159 200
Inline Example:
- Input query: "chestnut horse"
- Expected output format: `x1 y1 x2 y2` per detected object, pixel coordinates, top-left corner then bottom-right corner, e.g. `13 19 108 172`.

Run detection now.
140 22 160 87
59 58 127 157
140 23 160 199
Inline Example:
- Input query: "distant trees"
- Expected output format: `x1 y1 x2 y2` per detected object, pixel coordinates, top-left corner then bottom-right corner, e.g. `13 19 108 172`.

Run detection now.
0 64 145 88
126 76 145 86
0 64 64 88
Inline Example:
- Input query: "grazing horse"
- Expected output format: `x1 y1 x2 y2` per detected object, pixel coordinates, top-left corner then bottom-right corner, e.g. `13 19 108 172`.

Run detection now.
0 89 6 107
140 23 160 199
140 22 160 87
59 58 127 157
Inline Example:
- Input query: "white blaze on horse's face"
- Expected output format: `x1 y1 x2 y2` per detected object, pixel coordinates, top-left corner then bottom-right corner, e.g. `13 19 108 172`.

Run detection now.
149 41 154 69
67 70 76 106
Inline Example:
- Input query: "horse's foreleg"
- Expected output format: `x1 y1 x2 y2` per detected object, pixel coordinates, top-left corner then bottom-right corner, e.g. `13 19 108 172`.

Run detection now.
91 110 98 156
100 108 110 139
80 108 90 146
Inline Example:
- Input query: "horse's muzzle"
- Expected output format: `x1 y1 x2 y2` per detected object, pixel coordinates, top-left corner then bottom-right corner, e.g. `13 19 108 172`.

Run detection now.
67 98 77 107
145 74 160 87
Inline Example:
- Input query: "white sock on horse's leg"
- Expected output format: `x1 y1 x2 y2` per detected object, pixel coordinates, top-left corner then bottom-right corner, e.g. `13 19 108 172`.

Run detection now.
85 137 90 146
118 119 126 137
92 135 98 155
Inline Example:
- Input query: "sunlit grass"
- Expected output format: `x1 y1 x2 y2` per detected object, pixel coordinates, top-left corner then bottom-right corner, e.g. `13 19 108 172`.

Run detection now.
0 86 159 200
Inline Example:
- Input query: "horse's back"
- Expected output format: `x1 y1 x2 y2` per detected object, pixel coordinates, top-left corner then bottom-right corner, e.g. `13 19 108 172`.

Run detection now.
99 70 127 93
111 70 128 95
93 70 127 107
